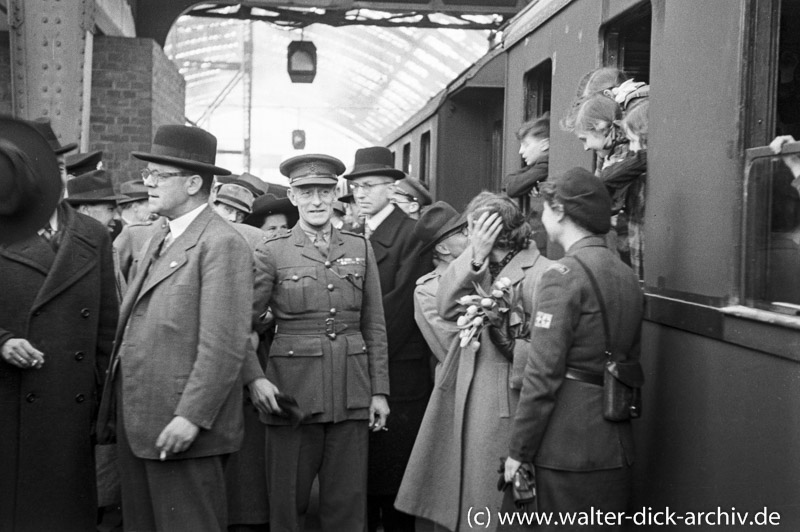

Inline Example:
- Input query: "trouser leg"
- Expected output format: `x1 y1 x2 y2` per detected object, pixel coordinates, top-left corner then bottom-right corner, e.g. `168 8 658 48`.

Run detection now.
317 420 368 532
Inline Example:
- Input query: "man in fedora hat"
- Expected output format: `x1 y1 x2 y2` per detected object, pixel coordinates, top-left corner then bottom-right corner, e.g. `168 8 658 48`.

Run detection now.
117 179 153 226
345 146 433 532
391 177 432 221
97 124 253 532
410 202 469 368
65 170 125 233
252 153 390 532
0 116 119 532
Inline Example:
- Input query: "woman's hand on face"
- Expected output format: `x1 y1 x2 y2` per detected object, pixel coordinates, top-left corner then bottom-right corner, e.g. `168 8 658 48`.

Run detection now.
468 211 503 264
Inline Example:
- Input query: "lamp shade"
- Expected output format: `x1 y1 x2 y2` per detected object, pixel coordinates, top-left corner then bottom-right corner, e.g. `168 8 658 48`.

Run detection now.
288 41 317 83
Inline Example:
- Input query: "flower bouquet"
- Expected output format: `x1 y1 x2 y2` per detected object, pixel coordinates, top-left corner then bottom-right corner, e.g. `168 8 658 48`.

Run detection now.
455 277 513 351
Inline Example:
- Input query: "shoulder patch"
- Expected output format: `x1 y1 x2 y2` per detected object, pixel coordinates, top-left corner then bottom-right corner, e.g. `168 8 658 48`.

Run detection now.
546 263 570 275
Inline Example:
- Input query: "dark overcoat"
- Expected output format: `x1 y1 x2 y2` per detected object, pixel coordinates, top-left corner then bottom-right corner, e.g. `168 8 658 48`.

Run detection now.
508 236 644 515
367 205 434 496
0 203 118 532
395 246 551 531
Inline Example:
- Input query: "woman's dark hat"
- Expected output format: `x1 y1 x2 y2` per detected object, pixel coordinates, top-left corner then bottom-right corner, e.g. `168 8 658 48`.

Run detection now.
280 154 345 187
132 125 231 176
551 167 612 234
65 170 125 205
413 201 467 251
66 150 103 177
0 116 63 244
344 147 406 181
29 118 78 155
244 193 299 228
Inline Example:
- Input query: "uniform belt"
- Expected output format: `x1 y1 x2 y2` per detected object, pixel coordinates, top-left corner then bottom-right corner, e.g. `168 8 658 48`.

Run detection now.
274 317 361 339
564 366 604 387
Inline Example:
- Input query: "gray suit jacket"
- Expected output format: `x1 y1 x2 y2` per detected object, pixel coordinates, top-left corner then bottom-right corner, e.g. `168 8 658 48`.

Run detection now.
103 206 254 460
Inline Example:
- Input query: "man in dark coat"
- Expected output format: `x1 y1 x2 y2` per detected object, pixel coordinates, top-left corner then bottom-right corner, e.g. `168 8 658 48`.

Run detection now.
505 168 644 528
346 146 434 532
0 118 118 532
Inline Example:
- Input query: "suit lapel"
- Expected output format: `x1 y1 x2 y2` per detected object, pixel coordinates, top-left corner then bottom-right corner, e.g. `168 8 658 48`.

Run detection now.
0 236 55 277
327 228 347 262
32 205 99 310
368 206 404 264
499 248 542 287
135 208 213 305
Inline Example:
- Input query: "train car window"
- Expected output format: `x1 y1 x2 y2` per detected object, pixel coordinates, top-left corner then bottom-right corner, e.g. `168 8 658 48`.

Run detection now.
402 143 411 174
602 2 651 83
420 131 431 185
742 144 800 313
524 59 552 121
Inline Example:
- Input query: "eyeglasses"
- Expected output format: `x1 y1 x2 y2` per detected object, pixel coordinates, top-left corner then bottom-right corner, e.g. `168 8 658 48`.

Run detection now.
293 187 335 201
141 168 190 185
351 181 394 193
391 190 416 204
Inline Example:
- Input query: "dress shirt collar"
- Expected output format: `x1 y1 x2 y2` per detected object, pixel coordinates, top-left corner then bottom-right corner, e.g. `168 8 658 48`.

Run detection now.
167 203 206 241
298 219 332 242
365 202 395 233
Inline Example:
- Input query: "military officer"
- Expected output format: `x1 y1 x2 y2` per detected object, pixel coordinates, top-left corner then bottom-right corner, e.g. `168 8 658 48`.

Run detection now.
505 167 644 526
256 153 390 532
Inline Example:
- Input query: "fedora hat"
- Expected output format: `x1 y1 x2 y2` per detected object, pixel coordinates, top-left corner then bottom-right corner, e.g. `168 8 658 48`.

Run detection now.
344 146 405 181
413 201 467 252
244 193 299 228
65 170 125 205
132 125 231 176
280 154 345 187
0 116 63 244
29 118 78 155
66 150 103 177
117 179 149 205
215 183 255 214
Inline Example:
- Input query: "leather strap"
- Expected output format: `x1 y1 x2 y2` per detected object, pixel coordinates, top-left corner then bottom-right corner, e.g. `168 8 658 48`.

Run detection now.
571 255 613 361
565 366 603 387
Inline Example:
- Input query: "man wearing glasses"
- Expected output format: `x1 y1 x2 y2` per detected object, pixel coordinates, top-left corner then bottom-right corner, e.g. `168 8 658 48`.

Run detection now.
254 153 390 532
97 125 253 532
346 146 433 532
390 177 432 221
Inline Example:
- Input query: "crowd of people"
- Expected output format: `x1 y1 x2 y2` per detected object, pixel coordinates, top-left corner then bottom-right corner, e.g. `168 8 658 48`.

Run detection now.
0 67 657 532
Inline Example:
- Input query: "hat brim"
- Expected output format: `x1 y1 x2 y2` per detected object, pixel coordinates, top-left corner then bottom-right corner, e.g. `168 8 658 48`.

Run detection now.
117 195 149 205
65 194 127 205
243 197 299 228
0 117 64 245
55 142 78 155
132 152 231 176
419 212 468 253
290 176 339 187
344 168 406 181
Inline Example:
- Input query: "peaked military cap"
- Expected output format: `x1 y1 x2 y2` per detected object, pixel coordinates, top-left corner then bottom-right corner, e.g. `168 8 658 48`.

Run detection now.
280 154 345 187
394 177 432 206
66 150 103 177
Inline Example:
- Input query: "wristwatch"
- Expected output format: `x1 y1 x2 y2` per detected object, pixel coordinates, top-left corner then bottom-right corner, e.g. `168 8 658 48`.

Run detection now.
471 258 484 271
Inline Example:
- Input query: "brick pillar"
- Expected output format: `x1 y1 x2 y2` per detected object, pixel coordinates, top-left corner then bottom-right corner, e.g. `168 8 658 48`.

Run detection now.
90 36 185 186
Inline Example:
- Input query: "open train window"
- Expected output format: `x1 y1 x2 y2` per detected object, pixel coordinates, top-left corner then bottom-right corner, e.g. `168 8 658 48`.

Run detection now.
742 144 800 313
523 59 551 121
602 2 651 83
402 142 411 174
420 131 431 185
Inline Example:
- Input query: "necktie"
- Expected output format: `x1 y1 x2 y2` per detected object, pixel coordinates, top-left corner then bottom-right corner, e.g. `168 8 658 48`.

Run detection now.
313 231 329 257
161 230 173 256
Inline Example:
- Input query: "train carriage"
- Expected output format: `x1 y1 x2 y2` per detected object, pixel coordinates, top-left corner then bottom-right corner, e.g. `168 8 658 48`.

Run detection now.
386 0 800 528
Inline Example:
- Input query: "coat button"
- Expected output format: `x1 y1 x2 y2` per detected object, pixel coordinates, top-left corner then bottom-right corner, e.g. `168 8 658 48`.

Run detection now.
80 308 90 318
329 308 336 315
291 275 299 281
25 393 36 403
327 284 334 291
362 346 367 352
324 261 332 268
288 350 294 356
75 394 85 403
74 351 85 361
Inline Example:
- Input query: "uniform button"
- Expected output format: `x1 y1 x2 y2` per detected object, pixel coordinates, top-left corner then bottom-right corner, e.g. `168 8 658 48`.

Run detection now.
329 333 337 339
329 308 336 315
80 308 90 318
288 350 294 356
327 284 334 291
75 394 85 403
25 393 36 403
324 261 332 268
74 351 85 361
362 346 367 352
291 275 299 281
